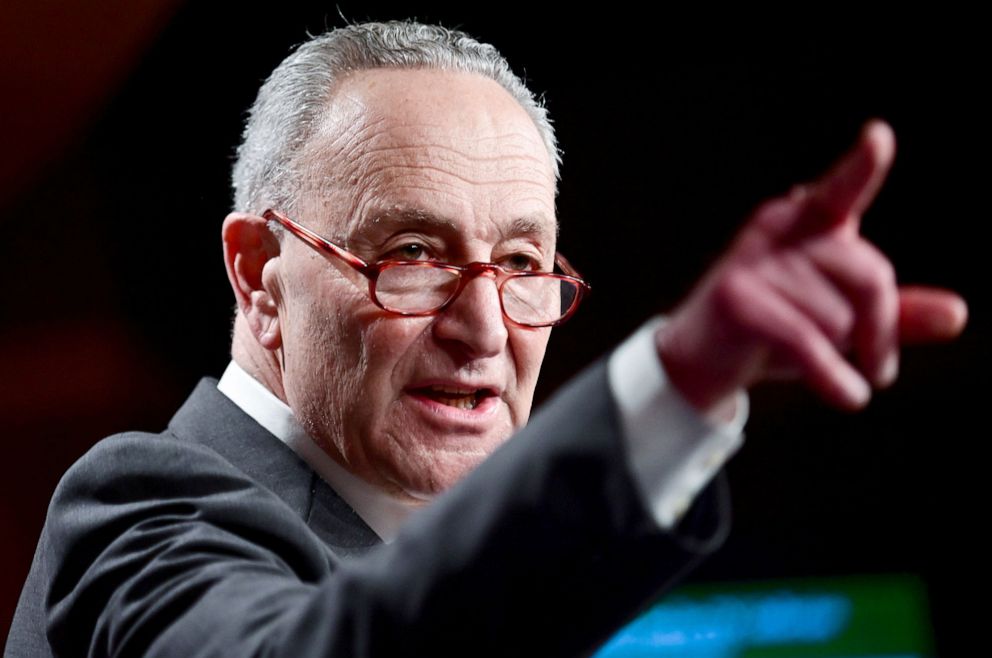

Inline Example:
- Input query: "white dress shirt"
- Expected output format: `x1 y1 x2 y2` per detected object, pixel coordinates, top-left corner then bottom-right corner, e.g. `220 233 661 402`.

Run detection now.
218 316 746 542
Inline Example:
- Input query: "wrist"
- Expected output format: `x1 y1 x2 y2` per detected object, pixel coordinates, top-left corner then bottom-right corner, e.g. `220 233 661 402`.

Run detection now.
654 323 739 416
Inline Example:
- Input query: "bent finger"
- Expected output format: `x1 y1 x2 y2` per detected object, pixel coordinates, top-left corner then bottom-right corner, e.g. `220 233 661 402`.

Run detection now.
804 236 900 387
756 250 855 347
738 274 872 410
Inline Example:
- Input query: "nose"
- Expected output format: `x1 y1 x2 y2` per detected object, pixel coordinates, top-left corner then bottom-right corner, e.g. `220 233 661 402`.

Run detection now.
431 270 509 358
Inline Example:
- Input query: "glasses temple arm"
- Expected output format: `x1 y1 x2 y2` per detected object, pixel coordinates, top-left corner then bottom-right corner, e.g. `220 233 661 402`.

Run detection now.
263 209 371 274
554 251 586 282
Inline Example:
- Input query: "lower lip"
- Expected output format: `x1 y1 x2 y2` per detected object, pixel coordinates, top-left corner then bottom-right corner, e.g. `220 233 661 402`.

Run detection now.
403 391 501 426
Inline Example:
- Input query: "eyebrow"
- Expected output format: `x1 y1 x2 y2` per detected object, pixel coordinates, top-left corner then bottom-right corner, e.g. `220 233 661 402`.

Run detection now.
353 207 559 243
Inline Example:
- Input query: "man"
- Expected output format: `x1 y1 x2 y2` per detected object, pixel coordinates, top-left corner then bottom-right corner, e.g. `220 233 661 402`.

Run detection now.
6 21 965 657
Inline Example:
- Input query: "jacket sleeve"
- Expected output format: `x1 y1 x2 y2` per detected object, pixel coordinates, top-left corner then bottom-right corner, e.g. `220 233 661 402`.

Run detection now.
40 360 730 657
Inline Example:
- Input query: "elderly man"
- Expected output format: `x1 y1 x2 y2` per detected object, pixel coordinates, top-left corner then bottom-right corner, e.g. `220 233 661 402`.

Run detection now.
7 21 965 657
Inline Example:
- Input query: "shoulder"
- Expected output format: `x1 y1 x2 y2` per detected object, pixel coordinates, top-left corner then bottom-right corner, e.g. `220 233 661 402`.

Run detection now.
45 429 284 541
56 429 250 498
46 429 328 569
28 429 334 655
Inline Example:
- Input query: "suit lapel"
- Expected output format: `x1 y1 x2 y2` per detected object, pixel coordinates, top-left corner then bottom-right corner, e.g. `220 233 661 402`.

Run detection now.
307 477 382 558
167 379 382 559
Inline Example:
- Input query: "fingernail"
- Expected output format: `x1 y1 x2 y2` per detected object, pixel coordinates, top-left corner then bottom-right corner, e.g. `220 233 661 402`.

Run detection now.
841 369 872 408
879 352 899 388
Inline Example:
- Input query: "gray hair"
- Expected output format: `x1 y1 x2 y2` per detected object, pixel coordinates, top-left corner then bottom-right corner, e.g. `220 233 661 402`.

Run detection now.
231 20 560 216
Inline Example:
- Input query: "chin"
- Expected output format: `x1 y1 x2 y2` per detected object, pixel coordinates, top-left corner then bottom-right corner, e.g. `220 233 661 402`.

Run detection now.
390 449 493 500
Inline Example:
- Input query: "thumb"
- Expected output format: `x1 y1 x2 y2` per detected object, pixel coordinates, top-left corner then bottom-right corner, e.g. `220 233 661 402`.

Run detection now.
899 285 968 344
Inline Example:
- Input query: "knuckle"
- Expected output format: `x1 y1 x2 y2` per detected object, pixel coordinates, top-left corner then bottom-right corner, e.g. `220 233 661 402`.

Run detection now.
864 262 896 298
818 303 855 347
711 269 755 321
788 183 811 201
853 246 896 296
832 305 856 341
873 256 897 290
751 197 799 235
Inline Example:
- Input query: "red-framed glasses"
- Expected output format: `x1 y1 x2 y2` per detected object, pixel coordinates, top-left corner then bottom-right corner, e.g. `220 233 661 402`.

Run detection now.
263 208 590 328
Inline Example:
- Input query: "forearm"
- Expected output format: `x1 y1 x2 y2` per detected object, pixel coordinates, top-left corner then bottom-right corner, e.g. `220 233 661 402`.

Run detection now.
43 363 726 658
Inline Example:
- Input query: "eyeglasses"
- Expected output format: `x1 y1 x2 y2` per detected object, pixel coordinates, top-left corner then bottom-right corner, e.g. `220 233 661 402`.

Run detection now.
263 209 590 328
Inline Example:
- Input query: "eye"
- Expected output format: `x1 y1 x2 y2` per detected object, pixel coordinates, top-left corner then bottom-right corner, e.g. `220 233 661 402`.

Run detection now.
501 253 542 272
385 243 432 261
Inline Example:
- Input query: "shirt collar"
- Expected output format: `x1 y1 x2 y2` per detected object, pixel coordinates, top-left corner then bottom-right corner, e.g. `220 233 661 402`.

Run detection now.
216 360 417 543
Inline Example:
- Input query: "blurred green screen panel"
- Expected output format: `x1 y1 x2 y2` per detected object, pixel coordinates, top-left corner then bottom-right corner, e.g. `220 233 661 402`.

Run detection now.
594 574 933 658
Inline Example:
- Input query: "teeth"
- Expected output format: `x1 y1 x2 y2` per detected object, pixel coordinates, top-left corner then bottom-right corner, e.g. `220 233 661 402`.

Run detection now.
422 385 482 410
430 385 475 395
446 396 477 410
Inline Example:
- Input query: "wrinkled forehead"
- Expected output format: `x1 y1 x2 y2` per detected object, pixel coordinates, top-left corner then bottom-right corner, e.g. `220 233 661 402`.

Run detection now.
293 68 558 244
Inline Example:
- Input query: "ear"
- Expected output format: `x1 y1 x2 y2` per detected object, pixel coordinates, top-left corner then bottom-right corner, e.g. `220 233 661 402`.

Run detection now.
222 212 283 350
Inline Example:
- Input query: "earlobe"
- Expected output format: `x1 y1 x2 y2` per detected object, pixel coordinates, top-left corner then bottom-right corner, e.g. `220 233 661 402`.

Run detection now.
222 212 282 349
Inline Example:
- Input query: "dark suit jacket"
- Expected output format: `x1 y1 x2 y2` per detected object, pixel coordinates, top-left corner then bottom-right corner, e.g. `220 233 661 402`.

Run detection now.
6 360 729 657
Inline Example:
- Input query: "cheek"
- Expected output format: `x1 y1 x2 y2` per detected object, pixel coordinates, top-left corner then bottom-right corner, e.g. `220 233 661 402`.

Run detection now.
349 314 433 414
285 266 377 374
280 284 371 439
509 328 552 420
288 308 361 413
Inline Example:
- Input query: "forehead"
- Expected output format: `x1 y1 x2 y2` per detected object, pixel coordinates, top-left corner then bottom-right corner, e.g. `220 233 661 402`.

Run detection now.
297 68 557 246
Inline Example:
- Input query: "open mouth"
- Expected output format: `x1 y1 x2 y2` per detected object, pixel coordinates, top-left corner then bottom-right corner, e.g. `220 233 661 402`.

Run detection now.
411 385 496 411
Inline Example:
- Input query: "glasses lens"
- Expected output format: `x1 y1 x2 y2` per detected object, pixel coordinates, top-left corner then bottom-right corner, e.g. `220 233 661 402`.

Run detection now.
376 263 460 313
502 275 579 326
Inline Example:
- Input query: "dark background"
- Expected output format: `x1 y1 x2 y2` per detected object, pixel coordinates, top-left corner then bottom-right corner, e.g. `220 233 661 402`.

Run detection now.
1 3 985 654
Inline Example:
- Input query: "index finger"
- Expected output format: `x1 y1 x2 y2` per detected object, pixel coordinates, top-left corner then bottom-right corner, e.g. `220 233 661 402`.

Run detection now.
803 120 896 237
